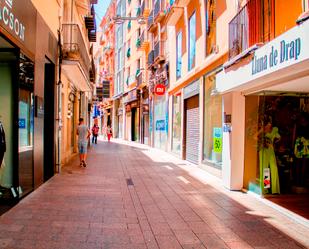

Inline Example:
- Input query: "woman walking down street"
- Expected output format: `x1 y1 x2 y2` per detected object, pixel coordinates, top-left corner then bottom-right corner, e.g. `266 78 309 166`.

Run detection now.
91 123 99 144
106 125 112 142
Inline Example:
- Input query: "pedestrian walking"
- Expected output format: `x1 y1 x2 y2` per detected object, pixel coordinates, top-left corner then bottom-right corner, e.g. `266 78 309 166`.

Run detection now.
91 123 99 144
106 125 113 142
77 118 91 167
102 124 107 140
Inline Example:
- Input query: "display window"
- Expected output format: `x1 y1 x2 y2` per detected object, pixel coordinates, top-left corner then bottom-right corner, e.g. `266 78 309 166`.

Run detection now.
203 74 222 169
245 93 309 198
0 52 34 198
172 95 181 155
154 94 168 150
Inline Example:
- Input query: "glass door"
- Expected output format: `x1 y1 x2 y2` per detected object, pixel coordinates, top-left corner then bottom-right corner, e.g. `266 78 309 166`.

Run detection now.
18 54 34 196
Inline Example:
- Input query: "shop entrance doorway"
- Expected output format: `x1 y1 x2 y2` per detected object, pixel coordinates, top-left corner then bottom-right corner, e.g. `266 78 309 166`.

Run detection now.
184 95 200 164
43 60 55 182
244 92 309 219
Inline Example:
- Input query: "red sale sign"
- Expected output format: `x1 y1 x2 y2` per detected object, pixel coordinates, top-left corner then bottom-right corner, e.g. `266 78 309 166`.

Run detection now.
154 84 166 96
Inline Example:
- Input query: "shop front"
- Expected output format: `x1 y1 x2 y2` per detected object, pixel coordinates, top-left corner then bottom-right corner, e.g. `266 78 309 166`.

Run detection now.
171 93 182 156
123 89 140 142
140 87 150 145
153 66 169 151
0 0 58 205
202 73 223 177
183 80 200 164
217 19 309 218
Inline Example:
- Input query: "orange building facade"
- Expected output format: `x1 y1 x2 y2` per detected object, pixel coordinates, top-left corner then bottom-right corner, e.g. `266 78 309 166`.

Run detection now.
97 1 116 130
99 0 309 218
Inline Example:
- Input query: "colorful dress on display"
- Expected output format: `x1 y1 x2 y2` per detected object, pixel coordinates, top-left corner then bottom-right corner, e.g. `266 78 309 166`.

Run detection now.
259 127 281 194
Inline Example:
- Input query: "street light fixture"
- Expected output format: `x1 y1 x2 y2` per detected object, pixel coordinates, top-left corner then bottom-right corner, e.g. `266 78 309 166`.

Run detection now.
113 15 146 25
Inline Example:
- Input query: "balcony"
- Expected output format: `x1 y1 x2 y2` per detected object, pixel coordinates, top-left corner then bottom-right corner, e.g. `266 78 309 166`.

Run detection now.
136 70 146 88
141 0 150 18
154 0 165 22
62 24 92 91
137 30 150 51
228 0 268 59
165 0 184 26
136 6 142 17
147 10 157 32
154 41 165 63
148 50 155 68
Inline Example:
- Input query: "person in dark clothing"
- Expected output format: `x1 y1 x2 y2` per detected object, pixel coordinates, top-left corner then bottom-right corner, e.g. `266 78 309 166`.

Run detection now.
0 121 6 167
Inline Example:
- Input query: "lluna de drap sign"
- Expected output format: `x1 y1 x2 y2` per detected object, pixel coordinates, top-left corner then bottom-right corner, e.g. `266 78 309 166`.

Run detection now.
252 38 301 75
0 0 37 54
0 0 26 41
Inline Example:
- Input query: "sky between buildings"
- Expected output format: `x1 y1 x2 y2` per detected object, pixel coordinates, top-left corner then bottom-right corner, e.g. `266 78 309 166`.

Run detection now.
95 0 112 29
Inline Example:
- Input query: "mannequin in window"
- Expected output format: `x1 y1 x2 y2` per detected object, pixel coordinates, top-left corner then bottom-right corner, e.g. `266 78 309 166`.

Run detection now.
293 113 309 187
259 117 281 194
0 120 6 167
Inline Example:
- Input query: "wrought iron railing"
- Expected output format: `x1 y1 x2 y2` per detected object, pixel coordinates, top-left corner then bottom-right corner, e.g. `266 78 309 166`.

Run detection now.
148 50 154 66
228 0 270 59
154 41 165 60
148 10 154 29
136 70 144 87
62 24 90 79
154 0 164 19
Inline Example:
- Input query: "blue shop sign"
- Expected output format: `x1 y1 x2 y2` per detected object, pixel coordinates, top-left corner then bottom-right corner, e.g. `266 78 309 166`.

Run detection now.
19 119 26 129
156 120 165 131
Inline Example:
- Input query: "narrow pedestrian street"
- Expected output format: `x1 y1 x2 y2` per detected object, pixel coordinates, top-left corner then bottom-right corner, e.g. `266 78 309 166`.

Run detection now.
0 139 308 249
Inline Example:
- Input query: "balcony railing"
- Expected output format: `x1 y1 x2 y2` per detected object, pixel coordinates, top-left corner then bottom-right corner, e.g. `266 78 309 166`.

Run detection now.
148 10 154 30
62 24 90 79
141 0 149 16
136 70 144 87
148 50 155 67
154 0 164 20
229 0 268 59
154 41 165 62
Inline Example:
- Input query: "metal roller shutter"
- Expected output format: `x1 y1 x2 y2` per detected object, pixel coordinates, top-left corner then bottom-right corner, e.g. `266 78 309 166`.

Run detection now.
185 96 200 164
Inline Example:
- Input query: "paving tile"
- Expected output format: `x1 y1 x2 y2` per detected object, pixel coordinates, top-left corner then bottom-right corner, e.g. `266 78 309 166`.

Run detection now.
0 139 308 249
155 235 183 249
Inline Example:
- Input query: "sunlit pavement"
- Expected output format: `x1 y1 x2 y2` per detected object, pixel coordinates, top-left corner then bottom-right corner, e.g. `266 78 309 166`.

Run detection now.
0 138 308 249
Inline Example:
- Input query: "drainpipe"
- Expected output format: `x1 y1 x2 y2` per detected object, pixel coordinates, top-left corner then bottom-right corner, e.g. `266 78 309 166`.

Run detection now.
56 29 63 173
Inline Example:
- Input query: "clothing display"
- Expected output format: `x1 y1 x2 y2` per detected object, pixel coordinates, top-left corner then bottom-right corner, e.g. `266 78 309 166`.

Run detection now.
259 127 281 194
0 121 6 166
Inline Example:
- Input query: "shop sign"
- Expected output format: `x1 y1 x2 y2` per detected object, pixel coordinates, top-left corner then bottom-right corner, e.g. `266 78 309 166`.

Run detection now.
123 89 138 103
18 118 26 129
154 84 166 96
155 67 168 84
217 20 309 93
118 108 123 116
0 0 26 41
252 38 301 75
125 104 131 112
130 101 138 108
155 120 165 131
149 73 156 93
213 127 222 153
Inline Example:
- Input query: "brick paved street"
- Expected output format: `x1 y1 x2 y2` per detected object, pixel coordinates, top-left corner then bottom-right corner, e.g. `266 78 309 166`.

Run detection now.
0 139 308 249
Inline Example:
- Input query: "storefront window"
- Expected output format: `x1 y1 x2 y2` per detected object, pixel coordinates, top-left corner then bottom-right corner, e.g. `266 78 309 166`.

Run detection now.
203 74 222 169
244 94 309 196
154 94 168 150
172 95 181 155
18 54 34 195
